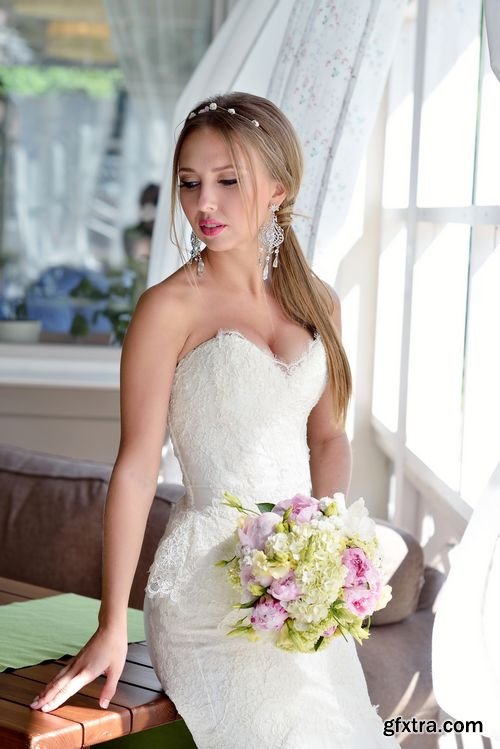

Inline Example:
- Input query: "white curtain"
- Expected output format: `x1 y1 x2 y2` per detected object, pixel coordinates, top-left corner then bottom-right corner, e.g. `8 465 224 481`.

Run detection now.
485 0 500 82
148 0 406 485
432 462 500 740
10 91 114 276
148 0 405 284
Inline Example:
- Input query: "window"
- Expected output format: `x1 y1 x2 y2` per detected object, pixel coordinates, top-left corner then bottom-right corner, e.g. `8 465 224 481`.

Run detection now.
0 0 213 346
372 0 500 511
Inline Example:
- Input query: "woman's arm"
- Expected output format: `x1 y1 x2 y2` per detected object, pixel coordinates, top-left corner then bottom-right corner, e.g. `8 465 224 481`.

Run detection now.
98 282 188 631
307 283 352 498
309 434 352 498
30 282 189 713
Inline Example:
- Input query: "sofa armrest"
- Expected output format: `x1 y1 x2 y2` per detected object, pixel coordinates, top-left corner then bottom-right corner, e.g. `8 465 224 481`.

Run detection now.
416 565 446 611
371 519 425 626
0 443 185 609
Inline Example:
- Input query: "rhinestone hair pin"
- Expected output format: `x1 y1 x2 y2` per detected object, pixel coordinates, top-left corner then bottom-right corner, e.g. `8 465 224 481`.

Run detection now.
187 101 259 127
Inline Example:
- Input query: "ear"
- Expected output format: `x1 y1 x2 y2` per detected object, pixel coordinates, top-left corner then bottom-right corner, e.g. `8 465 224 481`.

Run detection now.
271 181 287 206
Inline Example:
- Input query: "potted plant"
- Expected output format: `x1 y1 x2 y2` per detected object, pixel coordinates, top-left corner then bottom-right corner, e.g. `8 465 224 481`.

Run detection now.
68 273 134 345
0 300 42 343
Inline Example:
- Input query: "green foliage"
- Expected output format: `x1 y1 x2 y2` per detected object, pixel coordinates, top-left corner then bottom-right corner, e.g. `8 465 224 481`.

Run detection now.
70 312 90 338
0 65 123 97
14 300 28 320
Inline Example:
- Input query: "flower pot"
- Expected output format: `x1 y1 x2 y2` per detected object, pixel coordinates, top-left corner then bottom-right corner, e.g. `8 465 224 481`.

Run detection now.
0 319 42 343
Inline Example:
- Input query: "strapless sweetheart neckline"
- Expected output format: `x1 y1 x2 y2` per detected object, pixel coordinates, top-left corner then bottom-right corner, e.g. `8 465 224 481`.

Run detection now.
176 327 322 374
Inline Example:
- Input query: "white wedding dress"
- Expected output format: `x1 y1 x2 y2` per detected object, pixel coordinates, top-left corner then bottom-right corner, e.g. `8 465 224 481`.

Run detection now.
143 328 398 748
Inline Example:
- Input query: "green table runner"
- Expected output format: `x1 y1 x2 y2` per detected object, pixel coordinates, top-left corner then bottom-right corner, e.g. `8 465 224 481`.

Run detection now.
0 593 145 672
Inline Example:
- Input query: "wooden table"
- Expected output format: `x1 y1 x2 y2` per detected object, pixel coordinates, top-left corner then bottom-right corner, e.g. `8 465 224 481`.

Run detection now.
0 577 196 748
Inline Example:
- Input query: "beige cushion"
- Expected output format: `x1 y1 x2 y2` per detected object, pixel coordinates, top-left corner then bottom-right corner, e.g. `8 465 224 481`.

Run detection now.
371 519 425 625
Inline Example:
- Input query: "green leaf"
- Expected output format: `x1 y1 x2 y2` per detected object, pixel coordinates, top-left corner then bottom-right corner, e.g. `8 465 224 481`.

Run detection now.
233 596 261 609
314 636 324 651
69 312 89 338
256 502 275 513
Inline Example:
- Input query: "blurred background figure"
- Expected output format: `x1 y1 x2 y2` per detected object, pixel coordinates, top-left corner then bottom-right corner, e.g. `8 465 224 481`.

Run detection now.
123 183 159 306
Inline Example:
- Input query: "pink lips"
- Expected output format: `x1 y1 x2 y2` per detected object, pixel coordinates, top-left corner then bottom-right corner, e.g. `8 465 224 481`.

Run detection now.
199 222 226 237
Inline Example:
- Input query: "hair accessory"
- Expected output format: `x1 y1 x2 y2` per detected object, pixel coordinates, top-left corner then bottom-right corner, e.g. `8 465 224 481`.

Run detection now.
187 102 260 127
258 203 284 280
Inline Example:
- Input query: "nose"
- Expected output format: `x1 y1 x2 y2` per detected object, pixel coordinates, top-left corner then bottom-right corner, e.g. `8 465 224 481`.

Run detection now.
197 183 217 213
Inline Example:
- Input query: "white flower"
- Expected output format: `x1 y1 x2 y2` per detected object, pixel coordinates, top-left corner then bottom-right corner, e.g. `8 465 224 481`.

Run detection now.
209 102 217 110
265 532 289 555
343 497 376 541
374 584 393 611
318 496 335 512
333 492 346 513
228 108 235 114
252 119 259 127
188 111 196 119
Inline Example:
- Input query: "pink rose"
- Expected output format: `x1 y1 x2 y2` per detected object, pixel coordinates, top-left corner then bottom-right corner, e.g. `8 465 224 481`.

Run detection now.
272 493 320 524
322 624 337 637
250 595 288 631
343 584 381 618
269 570 301 602
342 548 379 588
238 512 282 550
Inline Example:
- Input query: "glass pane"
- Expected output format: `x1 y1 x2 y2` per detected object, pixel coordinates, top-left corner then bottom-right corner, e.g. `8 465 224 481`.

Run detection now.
372 216 407 432
406 223 470 490
382 14 416 209
0 1 211 346
460 226 500 508
417 0 482 207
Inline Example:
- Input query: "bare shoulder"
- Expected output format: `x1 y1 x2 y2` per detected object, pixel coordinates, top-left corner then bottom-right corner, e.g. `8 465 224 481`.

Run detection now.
124 269 194 351
114 271 195 485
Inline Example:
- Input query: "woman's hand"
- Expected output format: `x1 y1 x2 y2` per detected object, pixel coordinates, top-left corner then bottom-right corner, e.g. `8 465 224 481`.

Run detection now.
29 624 129 712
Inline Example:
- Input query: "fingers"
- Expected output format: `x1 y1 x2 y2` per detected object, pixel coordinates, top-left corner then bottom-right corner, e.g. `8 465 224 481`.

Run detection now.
30 662 73 710
31 665 93 712
99 670 120 709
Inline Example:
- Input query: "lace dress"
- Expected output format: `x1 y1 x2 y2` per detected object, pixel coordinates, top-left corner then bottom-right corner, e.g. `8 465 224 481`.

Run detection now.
143 329 398 748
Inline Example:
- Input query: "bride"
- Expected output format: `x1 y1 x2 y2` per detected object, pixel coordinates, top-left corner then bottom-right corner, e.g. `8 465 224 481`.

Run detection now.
30 91 398 748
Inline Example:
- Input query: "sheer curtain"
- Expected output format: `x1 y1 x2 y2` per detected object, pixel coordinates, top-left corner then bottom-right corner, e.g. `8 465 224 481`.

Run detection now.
485 0 500 82
10 91 114 276
432 462 500 740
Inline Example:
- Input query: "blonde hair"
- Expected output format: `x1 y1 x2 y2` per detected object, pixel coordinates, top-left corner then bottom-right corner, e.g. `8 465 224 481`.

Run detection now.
169 91 352 429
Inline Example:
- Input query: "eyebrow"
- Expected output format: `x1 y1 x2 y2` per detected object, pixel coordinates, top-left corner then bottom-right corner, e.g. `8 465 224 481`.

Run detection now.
178 164 236 173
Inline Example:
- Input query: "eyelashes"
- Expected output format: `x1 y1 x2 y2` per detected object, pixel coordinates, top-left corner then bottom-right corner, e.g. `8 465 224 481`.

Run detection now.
178 179 238 190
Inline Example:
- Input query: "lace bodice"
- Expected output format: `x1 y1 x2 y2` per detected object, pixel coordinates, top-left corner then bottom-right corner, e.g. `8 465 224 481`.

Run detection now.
170 327 326 507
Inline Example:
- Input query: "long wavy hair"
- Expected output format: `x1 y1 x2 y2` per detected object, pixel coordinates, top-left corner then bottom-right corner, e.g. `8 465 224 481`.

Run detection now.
169 91 352 430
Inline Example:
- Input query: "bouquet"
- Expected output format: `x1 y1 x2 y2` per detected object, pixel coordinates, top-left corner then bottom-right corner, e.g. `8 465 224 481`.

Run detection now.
215 491 392 653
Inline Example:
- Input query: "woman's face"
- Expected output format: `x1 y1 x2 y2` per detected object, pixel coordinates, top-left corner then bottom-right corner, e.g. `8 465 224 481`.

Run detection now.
177 126 282 253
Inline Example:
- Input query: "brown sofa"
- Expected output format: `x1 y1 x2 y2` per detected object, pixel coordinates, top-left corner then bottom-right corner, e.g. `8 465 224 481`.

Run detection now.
0 443 443 747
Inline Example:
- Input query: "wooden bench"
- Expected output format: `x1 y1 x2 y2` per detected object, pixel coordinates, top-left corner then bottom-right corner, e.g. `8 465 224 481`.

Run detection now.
0 577 197 748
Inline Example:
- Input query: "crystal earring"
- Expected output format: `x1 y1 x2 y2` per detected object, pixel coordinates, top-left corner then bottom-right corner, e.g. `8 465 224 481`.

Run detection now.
189 230 204 275
258 203 284 281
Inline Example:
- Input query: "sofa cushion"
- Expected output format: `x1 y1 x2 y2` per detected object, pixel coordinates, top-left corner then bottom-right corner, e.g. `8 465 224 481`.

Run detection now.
0 444 185 609
371 519 425 625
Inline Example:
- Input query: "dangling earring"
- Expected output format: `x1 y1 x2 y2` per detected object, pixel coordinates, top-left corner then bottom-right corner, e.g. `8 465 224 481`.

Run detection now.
258 203 284 281
189 230 204 275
